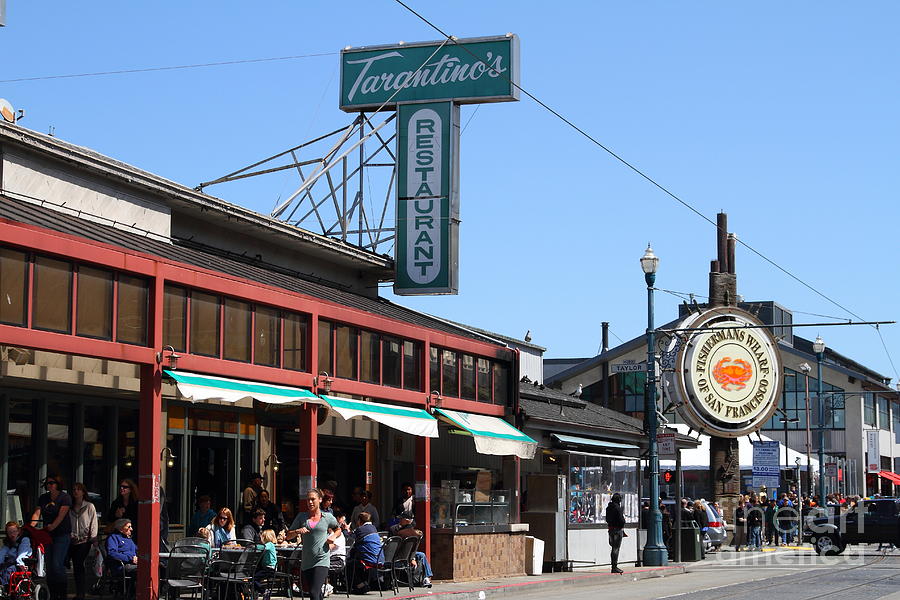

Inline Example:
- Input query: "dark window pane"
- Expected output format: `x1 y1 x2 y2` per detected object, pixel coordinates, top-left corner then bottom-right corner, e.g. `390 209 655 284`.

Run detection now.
116 275 148 345
75 266 113 339
461 354 476 400
33 255 72 332
477 358 491 402
9 400 35 518
318 320 333 374
361 331 380 384
429 347 440 394
223 298 251 361
284 312 308 371
383 337 401 387
163 285 187 352
47 403 74 492
190 291 220 357
492 362 509 406
0 248 28 326
84 405 110 511
442 350 458 397
335 324 358 379
403 341 421 391
254 306 280 367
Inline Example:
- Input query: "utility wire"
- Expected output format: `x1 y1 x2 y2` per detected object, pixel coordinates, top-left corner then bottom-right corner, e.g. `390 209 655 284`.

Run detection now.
391 0 899 381
0 52 337 83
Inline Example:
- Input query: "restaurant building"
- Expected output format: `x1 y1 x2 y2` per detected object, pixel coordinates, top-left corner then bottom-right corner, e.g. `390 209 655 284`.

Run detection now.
0 121 540 597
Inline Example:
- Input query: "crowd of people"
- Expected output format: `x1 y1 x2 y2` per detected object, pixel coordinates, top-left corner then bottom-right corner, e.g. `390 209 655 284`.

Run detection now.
0 471 425 600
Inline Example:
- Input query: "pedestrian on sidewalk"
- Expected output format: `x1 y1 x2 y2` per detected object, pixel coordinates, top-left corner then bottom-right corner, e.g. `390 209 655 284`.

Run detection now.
747 501 763 550
764 499 777 546
605 493 626 574
732 496 747 552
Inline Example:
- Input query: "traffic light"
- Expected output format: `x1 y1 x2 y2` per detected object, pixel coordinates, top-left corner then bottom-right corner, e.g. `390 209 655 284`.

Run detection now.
663 470 674 484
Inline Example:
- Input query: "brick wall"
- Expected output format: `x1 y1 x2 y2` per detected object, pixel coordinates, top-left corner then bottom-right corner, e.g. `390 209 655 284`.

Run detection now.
431 531 526 581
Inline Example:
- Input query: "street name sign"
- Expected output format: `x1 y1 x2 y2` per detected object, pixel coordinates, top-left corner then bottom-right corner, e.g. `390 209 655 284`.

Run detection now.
611 360 646 374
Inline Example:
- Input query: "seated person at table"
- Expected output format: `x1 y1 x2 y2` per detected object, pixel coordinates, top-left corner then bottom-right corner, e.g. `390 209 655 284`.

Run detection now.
328 511 347 570
188 496 216 537
253 529 278 595
241 509 266 543
196 527 213 554
0 522 32 587
255 491 285 534
106 519 138 577
346 512 383 593
211 508 237 548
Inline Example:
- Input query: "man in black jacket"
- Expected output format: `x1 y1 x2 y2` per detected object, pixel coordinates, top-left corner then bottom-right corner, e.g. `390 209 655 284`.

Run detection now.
605 493 626 574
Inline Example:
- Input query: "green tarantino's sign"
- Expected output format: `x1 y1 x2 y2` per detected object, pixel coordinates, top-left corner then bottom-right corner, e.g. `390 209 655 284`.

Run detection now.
340 35 519 112
394 101 459 295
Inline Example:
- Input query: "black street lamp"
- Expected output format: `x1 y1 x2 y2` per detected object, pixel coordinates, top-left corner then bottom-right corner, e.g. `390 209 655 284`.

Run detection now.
640 244 667 566
813 336 826 500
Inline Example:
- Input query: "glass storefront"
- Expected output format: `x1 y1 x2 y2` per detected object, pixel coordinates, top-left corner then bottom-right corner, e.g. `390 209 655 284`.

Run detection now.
568 453 639 525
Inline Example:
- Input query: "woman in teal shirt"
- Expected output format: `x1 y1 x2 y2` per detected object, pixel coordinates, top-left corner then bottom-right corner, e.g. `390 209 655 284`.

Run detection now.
298 489 340 600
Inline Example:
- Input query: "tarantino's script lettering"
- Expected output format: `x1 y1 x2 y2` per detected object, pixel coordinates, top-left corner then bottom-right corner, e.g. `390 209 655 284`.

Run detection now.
346 51 508 103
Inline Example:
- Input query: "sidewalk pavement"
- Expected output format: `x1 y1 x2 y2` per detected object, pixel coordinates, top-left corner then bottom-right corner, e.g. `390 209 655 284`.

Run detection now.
374 565 686 600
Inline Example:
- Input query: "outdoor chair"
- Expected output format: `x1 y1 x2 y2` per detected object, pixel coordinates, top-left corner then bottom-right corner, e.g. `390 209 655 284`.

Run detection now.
373 536 402 596
207 546 263 600
268 546 302 600
174 537 210 550
391 536 420 592
162 544 208 600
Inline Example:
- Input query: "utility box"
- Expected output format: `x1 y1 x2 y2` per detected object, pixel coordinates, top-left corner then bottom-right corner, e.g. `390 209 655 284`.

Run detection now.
680 522 702 562
524 536 544 575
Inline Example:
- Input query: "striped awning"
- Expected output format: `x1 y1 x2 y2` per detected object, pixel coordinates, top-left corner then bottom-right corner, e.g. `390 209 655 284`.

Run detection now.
435 408 537 459
878 470 900 485
319 395 439 438
551 433 639 451
163 370 322 405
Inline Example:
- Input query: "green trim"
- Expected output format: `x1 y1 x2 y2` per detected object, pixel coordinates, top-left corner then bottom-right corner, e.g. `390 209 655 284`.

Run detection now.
435 409 536 443
163 370 318 400
320 395 436 421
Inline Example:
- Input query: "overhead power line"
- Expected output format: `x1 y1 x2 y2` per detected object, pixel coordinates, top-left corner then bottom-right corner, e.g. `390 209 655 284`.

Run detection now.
0 52 337 83
390 0 899 382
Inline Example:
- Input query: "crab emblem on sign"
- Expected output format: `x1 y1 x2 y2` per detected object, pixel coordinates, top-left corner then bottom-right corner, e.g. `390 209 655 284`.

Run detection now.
713 357 753 390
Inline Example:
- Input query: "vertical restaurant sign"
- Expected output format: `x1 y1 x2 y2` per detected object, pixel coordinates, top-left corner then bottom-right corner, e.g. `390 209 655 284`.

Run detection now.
340 35 519 112
866 430 880 473
394 101 459 295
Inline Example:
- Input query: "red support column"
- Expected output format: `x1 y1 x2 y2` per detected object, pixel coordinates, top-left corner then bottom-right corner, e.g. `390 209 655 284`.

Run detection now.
298 403 318 494
136 363 162 600
414 436 431 559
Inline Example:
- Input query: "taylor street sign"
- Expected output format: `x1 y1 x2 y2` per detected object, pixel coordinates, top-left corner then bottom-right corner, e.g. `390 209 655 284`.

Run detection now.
611 360 646 374
394 101 459 295
340 35 520 112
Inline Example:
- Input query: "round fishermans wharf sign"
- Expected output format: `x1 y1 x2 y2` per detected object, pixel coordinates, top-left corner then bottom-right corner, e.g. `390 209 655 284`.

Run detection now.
671 307 782 438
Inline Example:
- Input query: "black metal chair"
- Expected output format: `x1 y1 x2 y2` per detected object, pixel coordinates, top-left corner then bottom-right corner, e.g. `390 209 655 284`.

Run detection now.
391 536 420 592
93 536 135 600
268 546 301 600
207 546 263 600
161 545 208 600
373 536 402 596
173 537 210 550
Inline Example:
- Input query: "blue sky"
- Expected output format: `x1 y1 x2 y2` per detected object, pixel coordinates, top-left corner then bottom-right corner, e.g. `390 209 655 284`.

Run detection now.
2 2 897 383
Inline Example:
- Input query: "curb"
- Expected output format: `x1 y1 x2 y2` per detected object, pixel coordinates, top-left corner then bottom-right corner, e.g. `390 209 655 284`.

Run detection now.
384 565 687 600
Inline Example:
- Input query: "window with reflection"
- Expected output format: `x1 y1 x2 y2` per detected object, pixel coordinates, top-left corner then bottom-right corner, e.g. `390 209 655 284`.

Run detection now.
430 347 440 393
318 320 333 374
47 403 74 491
335 324 358 379
442 350 458 397
879 397 890 431
76 266 113 339
283 312 308 371
163 285 187 352
569 454 639 525
361 331 380 384
116 275 148 345
254 306 280 367
0 248 28 326
461 354 476 400
223 298 251 362
403 341 420 391
492 362 508 406
33 256 72 333
477 358 491 401
383 337 401 387
190 291 220 357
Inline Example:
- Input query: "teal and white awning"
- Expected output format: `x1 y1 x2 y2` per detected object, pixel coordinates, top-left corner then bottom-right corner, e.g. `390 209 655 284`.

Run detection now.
435 408 537 460
319 395 439 438
163 370 322 405
551 433 639 451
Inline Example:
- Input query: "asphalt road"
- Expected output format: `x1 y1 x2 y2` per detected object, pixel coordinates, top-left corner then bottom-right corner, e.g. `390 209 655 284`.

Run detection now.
506 546 900 600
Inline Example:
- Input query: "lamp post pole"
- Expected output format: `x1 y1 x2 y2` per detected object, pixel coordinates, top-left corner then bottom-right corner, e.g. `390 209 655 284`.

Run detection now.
814 336 826 501
641 244 667 567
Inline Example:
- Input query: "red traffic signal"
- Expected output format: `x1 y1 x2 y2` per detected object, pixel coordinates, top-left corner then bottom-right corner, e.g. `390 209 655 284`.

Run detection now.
663 470 674 483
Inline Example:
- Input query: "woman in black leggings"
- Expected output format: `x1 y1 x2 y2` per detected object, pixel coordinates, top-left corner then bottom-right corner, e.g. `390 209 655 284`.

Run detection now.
293 489 339 600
